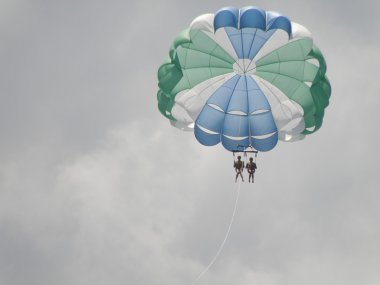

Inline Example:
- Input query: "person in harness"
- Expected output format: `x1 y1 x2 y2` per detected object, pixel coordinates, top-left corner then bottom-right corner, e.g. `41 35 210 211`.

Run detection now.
233 156 244 182
246 157 257 183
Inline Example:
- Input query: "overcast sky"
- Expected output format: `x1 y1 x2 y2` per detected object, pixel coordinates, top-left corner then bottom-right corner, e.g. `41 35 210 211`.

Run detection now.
0 0 379 285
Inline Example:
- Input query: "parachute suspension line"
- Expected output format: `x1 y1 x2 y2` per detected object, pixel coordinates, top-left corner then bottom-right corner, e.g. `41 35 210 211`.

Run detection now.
190 181 242 285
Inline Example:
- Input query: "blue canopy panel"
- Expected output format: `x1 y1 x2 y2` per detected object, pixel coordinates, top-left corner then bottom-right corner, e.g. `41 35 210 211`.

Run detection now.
194 75 240 147
194 74 279 152
214 6 292 34
223 113 249 137
246 76 271 113
247 77 278 151
249 111 277 136
223 27 276 60
251 132 278 151
194 124 220 146
196 104 225 133
195 75 242 147
266 11 292 35
213 7 239 30
226 76 248 113
222 135 250 151
214 7 292 59
240 6 266 29
207 75 240 111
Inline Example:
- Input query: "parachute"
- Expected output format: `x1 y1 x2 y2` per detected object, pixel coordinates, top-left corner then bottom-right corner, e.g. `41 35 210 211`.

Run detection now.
157 7 331 152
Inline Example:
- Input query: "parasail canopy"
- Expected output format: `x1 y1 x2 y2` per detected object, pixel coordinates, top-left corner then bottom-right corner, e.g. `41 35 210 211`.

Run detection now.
157 6 331 152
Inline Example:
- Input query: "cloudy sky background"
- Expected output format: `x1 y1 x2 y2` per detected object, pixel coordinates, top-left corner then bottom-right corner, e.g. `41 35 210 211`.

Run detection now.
0 0 379 284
